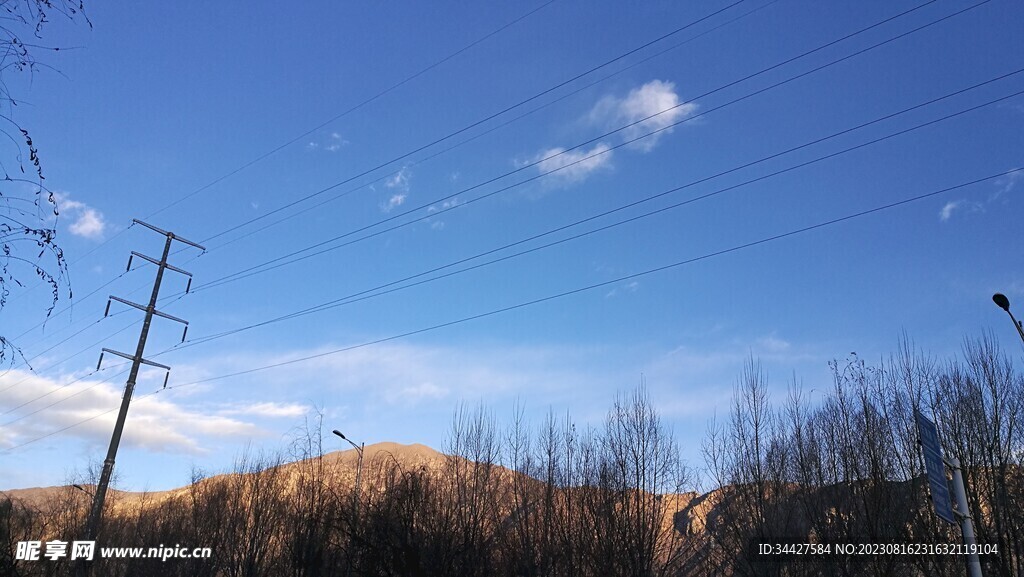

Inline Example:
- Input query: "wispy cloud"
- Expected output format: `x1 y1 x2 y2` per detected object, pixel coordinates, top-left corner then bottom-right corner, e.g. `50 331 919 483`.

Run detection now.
605 280 639 298
385 167 410 191
54 192 108 240
307 132 348 152
589 79 697 152
381 167 411 212
991 170 1022 201
529 143 614 185
327 132 347 152
383 194 406 212
426 197 459 229
939 200 961 222
941 168 1020 222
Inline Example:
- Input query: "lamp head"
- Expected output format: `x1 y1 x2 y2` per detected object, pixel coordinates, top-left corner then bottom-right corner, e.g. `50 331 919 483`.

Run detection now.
332 430 345 440
993 293 1011 313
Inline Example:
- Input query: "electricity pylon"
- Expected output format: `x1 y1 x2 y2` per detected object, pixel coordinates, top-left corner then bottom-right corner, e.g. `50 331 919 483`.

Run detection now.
78 220 203 576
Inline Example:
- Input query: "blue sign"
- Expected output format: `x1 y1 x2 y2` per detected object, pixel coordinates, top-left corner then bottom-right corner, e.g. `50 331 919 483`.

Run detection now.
915 411 956 525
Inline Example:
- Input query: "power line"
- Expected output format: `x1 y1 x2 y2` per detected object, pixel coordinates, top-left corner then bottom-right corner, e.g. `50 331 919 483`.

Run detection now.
1 365 132 426
0 244 190 389
145 168 1024 387
204 0 783 256
164 80 1024 351
0 0 987 382
8 43 1013 399
7 268 132 353
14 72 1019 419
9 232 201 356
0 315 140 396
2 0 757 359
192 0 750 247
0 290 191 397
147 0 563 222
5 166 1016 453
187 0 939 257
2 309 126 386
187 0 985 295
3 0 562 298
0 258 198 382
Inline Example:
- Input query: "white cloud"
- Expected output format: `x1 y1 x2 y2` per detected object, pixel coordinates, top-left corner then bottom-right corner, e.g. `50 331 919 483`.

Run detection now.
519 80 692 189
589 79 697 152
307 132 348 152
54 193 84 211
426 197 459 228
383 193 407 212
531 143 614 185
54 192 107 240
385 167 410 191
939 200 961 222
69 208 106 239
380 168 411 211
427 197 458 214
0 370 263 454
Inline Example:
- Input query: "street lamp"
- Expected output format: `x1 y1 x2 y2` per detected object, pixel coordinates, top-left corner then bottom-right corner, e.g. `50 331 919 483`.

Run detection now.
333 430 364 515
72 484 94 498
992 293 1024 345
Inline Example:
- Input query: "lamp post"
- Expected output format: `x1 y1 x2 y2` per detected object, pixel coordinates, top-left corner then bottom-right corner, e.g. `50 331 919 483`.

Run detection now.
333 430 364 515
333 430 364 574
992 293 1024 346
71 484 94 545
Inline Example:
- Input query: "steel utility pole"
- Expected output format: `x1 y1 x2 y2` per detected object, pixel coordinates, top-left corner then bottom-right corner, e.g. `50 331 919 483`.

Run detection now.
78 220 203 576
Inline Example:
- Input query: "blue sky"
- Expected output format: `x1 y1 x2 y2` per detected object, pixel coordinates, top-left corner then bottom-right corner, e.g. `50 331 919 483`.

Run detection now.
1 0 1022 491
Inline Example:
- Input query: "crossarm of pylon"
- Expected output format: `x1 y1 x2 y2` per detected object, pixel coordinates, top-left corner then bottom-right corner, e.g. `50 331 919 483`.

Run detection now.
132 219 206 251
126 251 193 278
106 296 189 326
97 348 171 372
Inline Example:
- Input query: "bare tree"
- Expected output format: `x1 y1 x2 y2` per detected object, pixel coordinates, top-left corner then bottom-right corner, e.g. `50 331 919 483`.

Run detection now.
0 0 89 366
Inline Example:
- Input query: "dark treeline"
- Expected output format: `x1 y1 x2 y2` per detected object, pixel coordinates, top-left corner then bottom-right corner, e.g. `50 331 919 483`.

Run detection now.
2 334 1021 576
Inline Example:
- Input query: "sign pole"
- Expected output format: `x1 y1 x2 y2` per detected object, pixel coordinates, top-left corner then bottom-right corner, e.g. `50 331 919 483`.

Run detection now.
946 455 983 577
915 411 983 577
